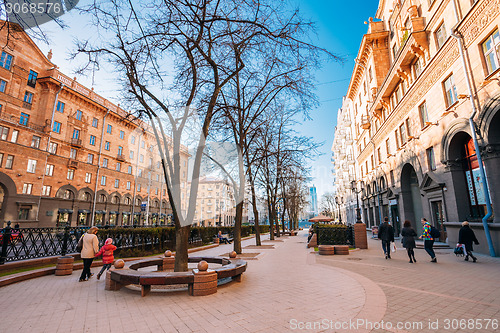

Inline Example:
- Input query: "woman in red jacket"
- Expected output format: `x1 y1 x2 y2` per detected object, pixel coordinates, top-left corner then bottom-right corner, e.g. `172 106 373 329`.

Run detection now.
95 238 117 280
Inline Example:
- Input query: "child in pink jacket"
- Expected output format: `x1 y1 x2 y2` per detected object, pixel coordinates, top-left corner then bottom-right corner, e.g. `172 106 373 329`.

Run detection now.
95 238 117 280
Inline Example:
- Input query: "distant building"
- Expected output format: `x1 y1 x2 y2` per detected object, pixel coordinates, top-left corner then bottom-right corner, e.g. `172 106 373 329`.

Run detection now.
308 186 318 217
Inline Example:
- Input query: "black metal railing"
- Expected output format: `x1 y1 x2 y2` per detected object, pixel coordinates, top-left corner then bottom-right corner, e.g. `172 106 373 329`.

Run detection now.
316 224 355 247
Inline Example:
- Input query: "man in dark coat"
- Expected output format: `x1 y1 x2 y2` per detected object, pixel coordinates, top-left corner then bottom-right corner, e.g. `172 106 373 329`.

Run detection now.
378 217 395 259
458 221 479 262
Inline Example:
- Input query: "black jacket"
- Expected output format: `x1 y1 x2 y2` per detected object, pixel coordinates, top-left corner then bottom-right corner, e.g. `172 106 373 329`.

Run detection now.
458 225 479 251
401 227 417 249
378 222 395 242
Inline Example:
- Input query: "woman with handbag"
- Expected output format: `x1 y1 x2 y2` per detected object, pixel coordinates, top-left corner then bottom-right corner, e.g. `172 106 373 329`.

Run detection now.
401 220 417 263
79 226 99 282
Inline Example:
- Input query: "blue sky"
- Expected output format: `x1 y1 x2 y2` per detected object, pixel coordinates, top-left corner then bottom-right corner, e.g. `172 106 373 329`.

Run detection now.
294 0 379 199
33 0 380 200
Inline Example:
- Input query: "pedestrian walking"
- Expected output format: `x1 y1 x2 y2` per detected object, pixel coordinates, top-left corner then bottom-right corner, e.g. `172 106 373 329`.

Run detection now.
378 217 394 259
419 218 437 262
78 226 99 282
95 238 117 279
401 220 417 263
458 221 479 262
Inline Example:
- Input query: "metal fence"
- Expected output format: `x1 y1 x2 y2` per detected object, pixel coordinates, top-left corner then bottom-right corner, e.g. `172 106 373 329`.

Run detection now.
0 224 200 264
316 225 355 247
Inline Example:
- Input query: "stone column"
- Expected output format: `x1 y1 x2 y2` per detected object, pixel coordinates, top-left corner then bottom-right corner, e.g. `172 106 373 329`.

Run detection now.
191 261 217 296
483 146 500 223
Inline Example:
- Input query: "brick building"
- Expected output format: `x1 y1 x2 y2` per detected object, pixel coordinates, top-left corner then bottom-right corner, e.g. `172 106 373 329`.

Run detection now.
189 177 247 227
333 0 500 254
0 23 189 228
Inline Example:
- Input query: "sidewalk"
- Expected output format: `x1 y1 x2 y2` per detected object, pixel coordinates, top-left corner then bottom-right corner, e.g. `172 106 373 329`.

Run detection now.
0 231 498 332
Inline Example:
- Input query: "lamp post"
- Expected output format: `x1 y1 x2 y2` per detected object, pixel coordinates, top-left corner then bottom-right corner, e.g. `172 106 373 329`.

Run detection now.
351 180 364 224
335 196 342 223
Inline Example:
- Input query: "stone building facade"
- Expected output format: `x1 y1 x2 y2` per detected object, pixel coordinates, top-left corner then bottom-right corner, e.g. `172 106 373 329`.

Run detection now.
333 0 500 254
0 24 189 228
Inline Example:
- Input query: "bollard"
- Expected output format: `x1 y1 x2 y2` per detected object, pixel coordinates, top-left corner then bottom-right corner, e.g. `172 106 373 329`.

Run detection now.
0 222 12 265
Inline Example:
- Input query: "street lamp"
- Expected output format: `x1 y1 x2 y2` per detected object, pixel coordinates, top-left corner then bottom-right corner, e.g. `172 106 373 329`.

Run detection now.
351 180 364 224
334 196 342 223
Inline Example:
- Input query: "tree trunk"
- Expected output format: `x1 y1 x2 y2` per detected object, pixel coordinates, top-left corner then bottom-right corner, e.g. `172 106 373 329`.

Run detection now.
233 201 243 254
251 184 261 246
174 224 190 271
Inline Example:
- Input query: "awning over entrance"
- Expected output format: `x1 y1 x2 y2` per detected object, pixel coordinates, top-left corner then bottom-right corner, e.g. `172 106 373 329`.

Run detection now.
122 211 131 215
109 211 119 214
95 210 106 214
58 209 73 214
78 209 91 214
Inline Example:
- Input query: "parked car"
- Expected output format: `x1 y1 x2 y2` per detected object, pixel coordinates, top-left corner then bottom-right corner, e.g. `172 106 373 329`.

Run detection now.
0 231 23 245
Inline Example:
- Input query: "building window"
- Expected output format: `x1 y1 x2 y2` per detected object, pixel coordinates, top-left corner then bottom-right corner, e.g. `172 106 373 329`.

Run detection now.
427 147 436 171
0 51 13 70
118 146 123 156
104 141 110 151
70 148 77 159
10 130 18 143
131 135 135 144
115 179 119 188
42 185 51 196
120 130 124 139
87 153 94 164
27 70 38 87
482 30 500 74
126 181 131 190
85 172 92 183
89 135 96 145
405 118 412 138
377 147 382 163
56 101 65 113
22 183 33 194
107 124 112 134
392 43 398 61
67 169 75 180
45 164 54 176
443 74 458 107
390 170 395 186
399 123 407 145
53 121 61 133
116 162 121 171
0 79 6 93
141 141 145 149
138 169 143 177
76 110 83 121
419 102 429 127
130 151 134 159
413 58 422 78
101 176 106 186
435 22 447 49
128 165 132 174
137 183 141 192
31 135 41 148
5 155 14 169
48 142 58 154
19 112 29 126
24 91 33 104
395 130 400 150
0 153 3 167
140 154 144 163
72 129 80 139
92 117 98 127
99 194 107 202
19 208 30 220
27 159 37 173
0 126 8 140
102 158 108 168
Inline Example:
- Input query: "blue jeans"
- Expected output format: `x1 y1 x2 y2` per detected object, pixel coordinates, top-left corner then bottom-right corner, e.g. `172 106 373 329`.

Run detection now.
424 240 435 258
98 263 112 276
382 240 391 255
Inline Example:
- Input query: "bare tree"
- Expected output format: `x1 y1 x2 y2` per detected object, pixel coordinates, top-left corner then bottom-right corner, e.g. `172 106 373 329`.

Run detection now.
73 0 329 270
320 192 336 218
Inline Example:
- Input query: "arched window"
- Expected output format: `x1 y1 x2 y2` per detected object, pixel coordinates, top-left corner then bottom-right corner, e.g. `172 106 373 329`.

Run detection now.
136 198 141 206
112 196 120 204
84 192 92 201
380 177 386 190
64 190 74 200
462 138 486 218
125 197 131 205
99 194 107 203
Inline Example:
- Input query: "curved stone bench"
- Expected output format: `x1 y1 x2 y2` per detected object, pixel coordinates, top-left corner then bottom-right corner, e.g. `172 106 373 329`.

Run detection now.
108 256 247 297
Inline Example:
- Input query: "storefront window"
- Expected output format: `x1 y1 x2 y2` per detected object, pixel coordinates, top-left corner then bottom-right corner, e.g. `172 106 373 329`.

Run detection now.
463 138 486 219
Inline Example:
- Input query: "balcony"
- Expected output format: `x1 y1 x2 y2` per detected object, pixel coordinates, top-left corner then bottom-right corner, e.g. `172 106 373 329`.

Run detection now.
117 153 126 162
0 112 45 132
68 160 79 169
360 115 371 129
70 138 82 148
